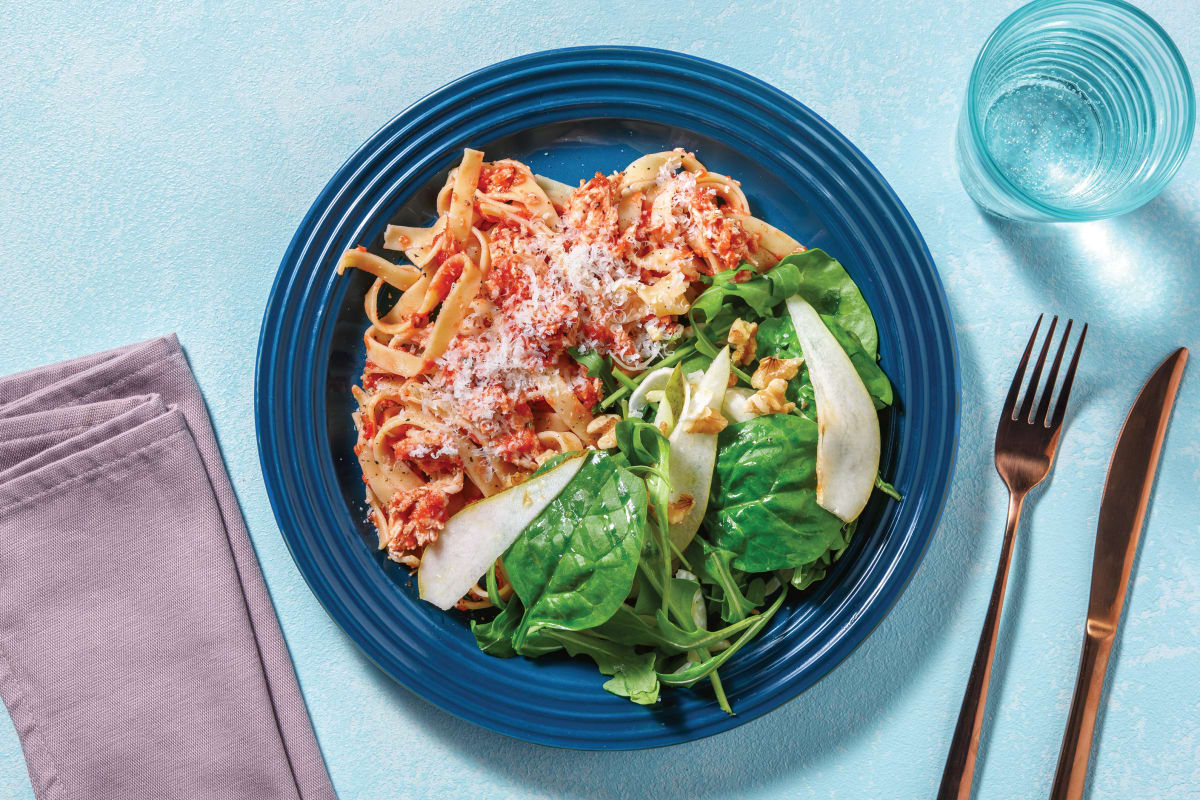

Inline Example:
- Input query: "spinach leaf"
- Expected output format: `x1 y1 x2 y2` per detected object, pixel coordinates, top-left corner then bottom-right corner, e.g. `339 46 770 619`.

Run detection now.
825 314 892 408
505 451 648 653
614 419 673 611
703 414 845 572
756 313 892 411
470 598 523 657
789 520 856 591
690 250 886 397
778 249 879 358
753 315 815 414
690 260 802 324
755 313 801 356
689 248 875 354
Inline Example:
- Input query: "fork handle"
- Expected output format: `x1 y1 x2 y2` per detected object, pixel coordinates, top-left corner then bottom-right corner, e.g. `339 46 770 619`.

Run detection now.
938 491 1026 800
1048 632 1114 800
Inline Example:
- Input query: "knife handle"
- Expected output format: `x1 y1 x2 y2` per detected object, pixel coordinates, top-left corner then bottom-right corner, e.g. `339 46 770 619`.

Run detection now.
1049 631 1115 800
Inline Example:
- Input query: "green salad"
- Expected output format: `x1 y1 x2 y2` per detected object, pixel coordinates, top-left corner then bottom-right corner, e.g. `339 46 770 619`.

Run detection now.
418 249 897 711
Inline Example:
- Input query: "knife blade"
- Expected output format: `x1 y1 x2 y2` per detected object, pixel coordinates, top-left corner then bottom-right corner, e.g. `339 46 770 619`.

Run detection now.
1087 347 1188 636
1050 346 1188 800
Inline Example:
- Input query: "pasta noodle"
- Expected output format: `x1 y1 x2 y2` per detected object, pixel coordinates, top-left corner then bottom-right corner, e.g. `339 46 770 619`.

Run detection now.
337 248 421 289
337 147 792 608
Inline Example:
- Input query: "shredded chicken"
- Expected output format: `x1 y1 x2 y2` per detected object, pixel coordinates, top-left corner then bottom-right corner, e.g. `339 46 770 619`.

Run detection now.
384 471 465 555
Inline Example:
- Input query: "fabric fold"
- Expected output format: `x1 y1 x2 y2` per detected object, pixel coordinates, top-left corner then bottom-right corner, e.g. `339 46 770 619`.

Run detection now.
0 336 335 800
0 396 157 471
0 396 165 483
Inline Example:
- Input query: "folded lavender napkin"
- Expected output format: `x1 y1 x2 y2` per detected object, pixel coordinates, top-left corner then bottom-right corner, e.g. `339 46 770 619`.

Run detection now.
0 335 335 800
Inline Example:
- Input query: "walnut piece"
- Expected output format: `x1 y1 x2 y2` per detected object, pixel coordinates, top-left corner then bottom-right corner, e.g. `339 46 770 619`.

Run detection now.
751 356 803 389
586 413 622 449
685 406 729 434
668 493 695 524
745 378 795 416
727 318 759 365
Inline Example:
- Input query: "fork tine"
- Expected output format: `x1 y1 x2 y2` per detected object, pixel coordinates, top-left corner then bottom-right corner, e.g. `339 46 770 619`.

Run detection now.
1035 318 1073 426
1003 314 1043 419
1048 323 1087 430
1018 315 1058 422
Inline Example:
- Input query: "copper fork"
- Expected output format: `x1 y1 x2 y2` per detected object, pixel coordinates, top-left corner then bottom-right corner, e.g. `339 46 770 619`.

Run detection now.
938 315 1088 800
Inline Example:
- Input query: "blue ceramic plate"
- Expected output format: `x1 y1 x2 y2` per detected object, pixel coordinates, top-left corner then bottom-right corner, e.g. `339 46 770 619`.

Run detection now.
256 47 959 750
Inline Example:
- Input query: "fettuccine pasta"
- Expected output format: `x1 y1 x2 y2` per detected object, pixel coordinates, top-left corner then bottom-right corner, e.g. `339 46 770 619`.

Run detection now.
337 148 803 608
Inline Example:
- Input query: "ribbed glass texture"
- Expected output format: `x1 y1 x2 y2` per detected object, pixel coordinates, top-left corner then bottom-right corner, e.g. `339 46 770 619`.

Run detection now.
957 0 1194 221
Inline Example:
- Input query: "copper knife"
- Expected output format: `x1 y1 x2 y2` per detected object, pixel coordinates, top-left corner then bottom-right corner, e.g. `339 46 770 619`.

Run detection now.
1049 347 1189 800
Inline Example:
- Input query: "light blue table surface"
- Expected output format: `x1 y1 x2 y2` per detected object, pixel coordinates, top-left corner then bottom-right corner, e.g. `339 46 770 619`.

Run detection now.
1 2 1196 798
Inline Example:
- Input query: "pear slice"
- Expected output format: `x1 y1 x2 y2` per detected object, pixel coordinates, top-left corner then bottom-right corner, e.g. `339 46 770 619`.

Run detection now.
784 295 880 523
417 455 585 610
720 386 757 424
627 366 674 422
667 347 731 553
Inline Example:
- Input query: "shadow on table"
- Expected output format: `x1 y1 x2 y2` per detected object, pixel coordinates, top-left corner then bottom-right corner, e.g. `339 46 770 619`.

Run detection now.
981 190 1200 354
973 188 1199 797
350 318 996 800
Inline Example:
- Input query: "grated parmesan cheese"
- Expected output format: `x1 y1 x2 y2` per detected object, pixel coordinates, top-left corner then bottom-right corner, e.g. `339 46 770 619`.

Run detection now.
414 164 737 450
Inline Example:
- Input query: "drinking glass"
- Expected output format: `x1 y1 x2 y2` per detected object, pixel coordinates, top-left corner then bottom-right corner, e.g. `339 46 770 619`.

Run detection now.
957 0 1194 222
